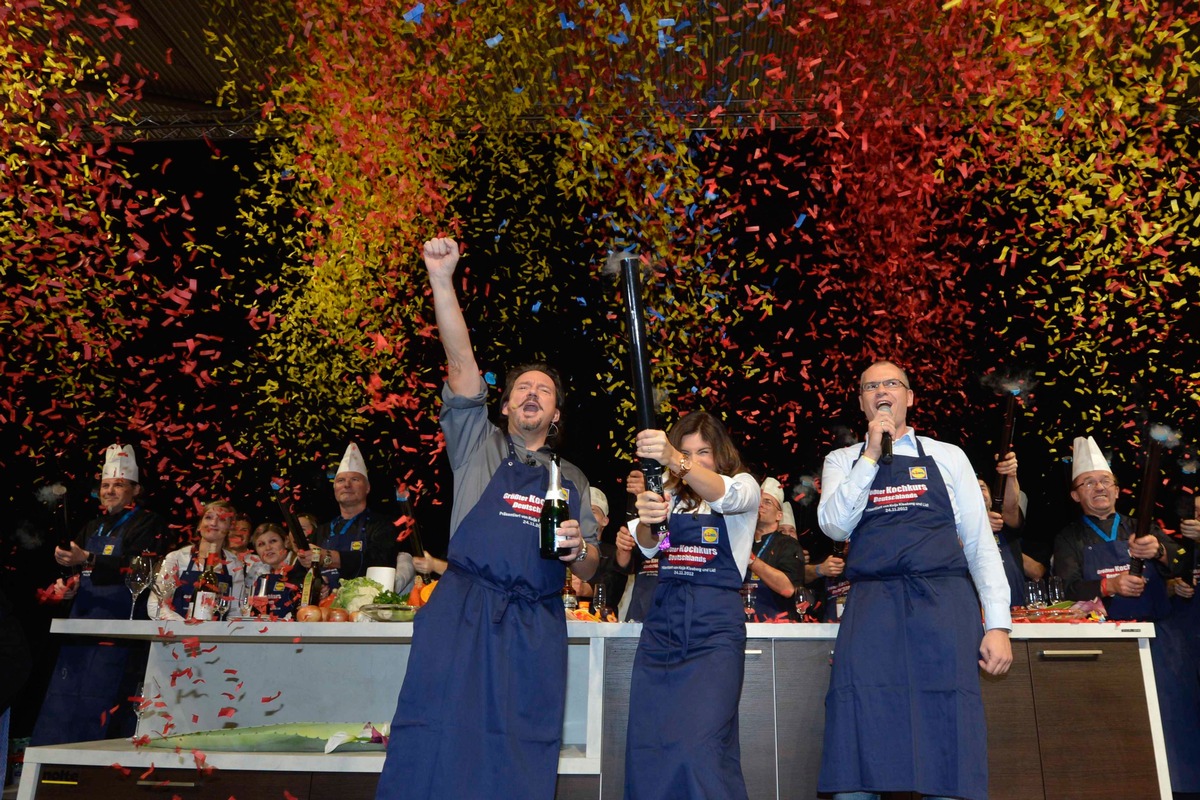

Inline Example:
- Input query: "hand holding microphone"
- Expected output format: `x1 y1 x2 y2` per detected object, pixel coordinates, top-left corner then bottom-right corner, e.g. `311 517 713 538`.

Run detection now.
878 403 894 464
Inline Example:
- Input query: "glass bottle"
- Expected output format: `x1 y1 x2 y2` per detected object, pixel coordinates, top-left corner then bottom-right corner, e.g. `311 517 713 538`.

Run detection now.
539 454 570 559
562 567 578 610
301 545 325 608
189 550 221 621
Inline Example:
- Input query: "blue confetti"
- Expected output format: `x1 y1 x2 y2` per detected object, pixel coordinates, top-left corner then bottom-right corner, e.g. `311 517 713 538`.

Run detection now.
619 3 632 23
559 12 575 29
484 371 497 386
658 18 675 27
402 3 424 24
608 32 629 45
1055 107 1064 120
576 297 587 306
532 301 542 313
486 33 503 48
793 213 807 229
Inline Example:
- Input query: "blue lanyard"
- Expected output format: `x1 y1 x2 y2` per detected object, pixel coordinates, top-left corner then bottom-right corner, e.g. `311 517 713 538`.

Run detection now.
96 506 137 539
331 512 364 541
1082 513 1121 543
748 533 775 580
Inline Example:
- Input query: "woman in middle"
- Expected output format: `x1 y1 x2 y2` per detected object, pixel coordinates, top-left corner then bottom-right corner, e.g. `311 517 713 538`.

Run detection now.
148 500 249 621
246 522 302 619
625 411 760 799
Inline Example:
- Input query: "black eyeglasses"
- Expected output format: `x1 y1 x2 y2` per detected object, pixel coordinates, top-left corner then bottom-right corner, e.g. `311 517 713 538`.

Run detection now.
1073 477 1115 491
860 379 909 393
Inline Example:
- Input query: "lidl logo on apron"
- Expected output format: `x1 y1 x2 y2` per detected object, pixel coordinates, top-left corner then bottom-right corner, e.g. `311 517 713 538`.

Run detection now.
351 540 363 551
103 544 115 555
908 467 928 480
702 527 719 543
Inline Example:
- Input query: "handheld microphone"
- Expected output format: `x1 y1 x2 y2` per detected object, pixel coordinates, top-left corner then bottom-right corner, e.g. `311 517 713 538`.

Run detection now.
878 404 894 465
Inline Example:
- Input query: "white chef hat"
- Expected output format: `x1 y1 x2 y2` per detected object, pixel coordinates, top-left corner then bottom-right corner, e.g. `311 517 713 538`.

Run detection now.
101 444 138 483
337 442 369 479
1071 436 1112 481
589 486 609 517
781 501 795 529
761 477 784 507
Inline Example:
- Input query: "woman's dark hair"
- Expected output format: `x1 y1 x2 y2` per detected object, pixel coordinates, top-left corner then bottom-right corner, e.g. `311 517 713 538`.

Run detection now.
666 411 745 512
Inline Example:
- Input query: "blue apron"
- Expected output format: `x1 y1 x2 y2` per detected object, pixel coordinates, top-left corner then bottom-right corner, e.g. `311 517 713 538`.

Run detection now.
32 509 141 746
1154 557 1200 793
996 526 1025 608
378 438 578 800
819 440 988 800
169 549 235 617
250 566 301 619
746 533 792 621
822 572 851 622
320 512 368 589
1082 527 1195 791
625 556 659 622
625 501 749 800
1080 518 1170 622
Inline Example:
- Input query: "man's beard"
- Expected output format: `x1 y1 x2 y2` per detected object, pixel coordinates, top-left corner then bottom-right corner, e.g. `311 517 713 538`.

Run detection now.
517 417 542 433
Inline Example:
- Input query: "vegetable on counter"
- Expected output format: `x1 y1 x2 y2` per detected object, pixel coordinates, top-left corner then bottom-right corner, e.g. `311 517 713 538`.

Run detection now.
374 589 406 605
142 721 389 753
330 577 386 612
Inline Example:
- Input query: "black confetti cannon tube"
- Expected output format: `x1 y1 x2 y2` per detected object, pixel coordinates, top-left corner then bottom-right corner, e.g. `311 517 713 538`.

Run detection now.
617 253 670 543
1129 438 1163 578
990 392 1018 513
270 478 311 552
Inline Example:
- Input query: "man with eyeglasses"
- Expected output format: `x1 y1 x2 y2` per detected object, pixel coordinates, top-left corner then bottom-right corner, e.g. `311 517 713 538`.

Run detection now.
744 478 806 621
816 360 1012 800
1056 439 1200 793
1052 435 1172 619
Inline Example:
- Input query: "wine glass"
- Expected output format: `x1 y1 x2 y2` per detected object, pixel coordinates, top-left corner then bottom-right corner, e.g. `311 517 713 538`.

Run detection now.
1046 576 1065 605
740 582 757 619
215 591 232 621
1024 579 1045 609
125 555 155 620
794 586 815 621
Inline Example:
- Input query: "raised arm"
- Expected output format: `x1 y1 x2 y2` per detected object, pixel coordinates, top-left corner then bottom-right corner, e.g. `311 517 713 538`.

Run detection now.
424 238 482 397
995 451 1023 529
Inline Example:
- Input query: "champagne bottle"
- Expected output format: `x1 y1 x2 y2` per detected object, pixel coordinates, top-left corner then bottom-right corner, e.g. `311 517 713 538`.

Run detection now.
301 546 325 607
561 567 578 610
539 454 570 559
189 550 221 621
